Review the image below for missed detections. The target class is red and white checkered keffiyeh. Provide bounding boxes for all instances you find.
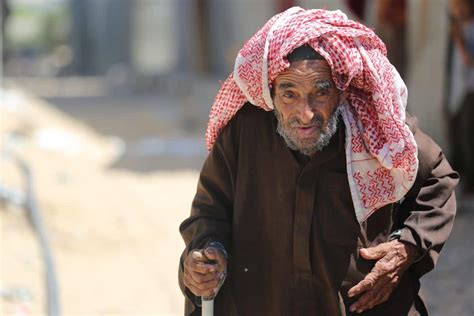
[206,7,418,223]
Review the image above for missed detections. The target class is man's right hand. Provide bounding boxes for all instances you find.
[183,246,227,298]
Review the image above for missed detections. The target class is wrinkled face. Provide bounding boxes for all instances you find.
[272,59,343,156]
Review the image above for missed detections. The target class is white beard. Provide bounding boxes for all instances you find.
[275,105,342,156]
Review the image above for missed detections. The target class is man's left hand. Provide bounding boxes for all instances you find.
[347,240,419,313]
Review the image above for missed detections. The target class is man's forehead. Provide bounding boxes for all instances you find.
[274,59,333,85]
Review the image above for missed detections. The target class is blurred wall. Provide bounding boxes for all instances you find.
[69,0,131,75]
[5,0,452,152]
[131,0,177,75]
[130,0,274,76]
[407,0,449,151]
[299,0,348,12]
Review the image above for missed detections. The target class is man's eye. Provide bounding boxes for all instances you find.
[315,90,329,97]
[282,92,295,99]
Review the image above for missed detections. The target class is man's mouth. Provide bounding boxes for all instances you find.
[296,125,319,136]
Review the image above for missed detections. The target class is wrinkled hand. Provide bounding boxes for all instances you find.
[347,240,418,313]
[183,246,227,298]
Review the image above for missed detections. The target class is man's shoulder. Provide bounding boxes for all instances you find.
[406,115,443,172]
[215,102,274,149]
[223,102,273,134]
[405,115,448,197]
[233,102,271,123]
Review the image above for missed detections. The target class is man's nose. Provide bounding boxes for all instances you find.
[298,99,314,125]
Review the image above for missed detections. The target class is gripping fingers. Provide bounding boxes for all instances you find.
[184,279,216,297]
[183,248,227,297]
[184,270,220,297]
[204,247,227,269]
[190,270,219,284]
[187,259,215,274]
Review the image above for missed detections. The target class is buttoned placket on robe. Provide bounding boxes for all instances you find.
[290,124,345,314]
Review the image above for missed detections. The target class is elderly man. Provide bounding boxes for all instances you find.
[178,7,458,315]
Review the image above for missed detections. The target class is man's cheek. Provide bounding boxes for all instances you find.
[287,113,302,126]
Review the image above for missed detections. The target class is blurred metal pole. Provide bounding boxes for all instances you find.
[19,158,60,316]
[9,153,61,316]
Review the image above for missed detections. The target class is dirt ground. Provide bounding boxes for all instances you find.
[1,85,472,316]
[1,87,195,315]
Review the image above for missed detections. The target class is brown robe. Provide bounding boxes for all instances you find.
[179,104,459,315]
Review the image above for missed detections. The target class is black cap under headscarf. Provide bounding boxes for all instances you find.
[287,44,324,62]
[271,44,325,97]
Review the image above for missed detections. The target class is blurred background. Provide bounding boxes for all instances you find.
[1,0,472,315]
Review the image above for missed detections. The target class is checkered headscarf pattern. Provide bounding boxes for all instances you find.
[206,7,418,223]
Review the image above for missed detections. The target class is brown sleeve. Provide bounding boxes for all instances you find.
[396,128,459,278]
[177,115,240,314]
